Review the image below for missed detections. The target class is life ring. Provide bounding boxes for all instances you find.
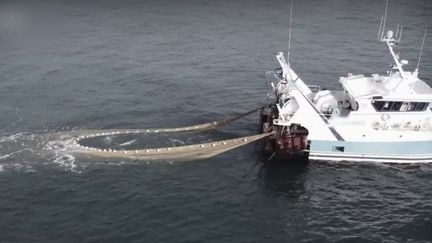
[381,113,390,121]
[372,121,380,130]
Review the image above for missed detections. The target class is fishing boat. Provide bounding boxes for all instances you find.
[261,5,432,163]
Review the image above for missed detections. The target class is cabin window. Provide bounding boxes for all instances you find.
[371,101,429,112]
[390,102,402,111]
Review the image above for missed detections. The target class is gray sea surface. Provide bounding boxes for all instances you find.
[0,0,432,242]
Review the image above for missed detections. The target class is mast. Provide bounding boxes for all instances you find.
[383,31,407,79]
[380,0,389,40]
[415,25,428,76]
[377,16,384,39]
[287,0,293,65]
[378,0,407,79]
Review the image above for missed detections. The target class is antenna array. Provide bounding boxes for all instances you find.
[377,0,403,42]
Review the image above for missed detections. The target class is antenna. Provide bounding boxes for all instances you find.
[287,0,293,65]
[398,25,403,42]
[416,25,428,73]
[378,16,384,39]
[380,0,389,40]
[395,24,399,38]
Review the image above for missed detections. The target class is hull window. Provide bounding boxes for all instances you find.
[332,146,345,152]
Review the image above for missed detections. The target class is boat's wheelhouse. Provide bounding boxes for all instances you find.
[310,71,432,118]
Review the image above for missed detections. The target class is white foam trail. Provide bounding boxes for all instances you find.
[42,136,82,173]
[53,153,78,172]
[169,138,185,147]
[119,138,137,147]
[0,131,84,173]
[104,136,113,143]
[0,154,11,160]
[0,133,25,143]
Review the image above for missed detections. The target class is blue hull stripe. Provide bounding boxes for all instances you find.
[310,140,432,156]
[310,153,432,161]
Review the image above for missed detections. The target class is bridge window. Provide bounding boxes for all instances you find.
[371,101,429,112]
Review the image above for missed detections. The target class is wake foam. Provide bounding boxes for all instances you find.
[0,131,82,173]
